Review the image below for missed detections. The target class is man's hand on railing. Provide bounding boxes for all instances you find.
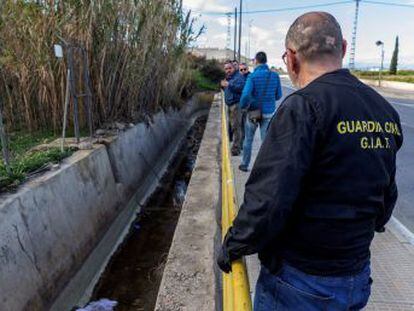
[217,245,232,273]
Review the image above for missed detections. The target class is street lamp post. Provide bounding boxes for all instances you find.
[376,40,384,87]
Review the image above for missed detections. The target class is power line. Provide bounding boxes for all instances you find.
[191,1,354,16]
[363,0,414,8]
[241,0,354,15]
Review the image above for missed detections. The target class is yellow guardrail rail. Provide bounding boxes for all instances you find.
[221,92,252,311]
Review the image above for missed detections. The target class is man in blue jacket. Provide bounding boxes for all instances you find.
[221,61,245,155]
[239,52,283,171]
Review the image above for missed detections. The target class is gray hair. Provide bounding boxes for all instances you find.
[285,12,343,62]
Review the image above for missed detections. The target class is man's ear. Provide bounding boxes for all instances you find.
[288,50,299,75]
[342,39,348,59]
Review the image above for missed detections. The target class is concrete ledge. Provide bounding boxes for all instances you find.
[155,95,221,311]
[107,94,212,198]
[0,93,212,311]
[0,146,122,311]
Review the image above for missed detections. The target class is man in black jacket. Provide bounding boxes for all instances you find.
[218,12,403,310]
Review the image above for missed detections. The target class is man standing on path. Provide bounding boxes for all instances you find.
[239,63,251,150]
[218,12,403,310]
[238,52,282,172]
[221,61,245,156]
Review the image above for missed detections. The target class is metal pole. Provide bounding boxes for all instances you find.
[349,0,361,70]
[234,7,237,60]
[248,20,252,60]
[238,0,242,62]
[0,99,11,175]
[379,45,384,87]
[67,47,80,143]
[61,68,70,153]
[82,48,93,141]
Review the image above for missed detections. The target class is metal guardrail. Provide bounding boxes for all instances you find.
[221,92,252,311]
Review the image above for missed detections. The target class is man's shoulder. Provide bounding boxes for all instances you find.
[251,69,272,81]
[234,71,244,81]
[280,91,308,109]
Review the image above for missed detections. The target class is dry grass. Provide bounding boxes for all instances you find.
[0,0,201,133]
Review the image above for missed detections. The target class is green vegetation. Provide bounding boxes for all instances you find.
[5,131,57,156]
[188,55,225,92]
[0,130,74,191]
[194,70,219,91]
[353,70,414,84]
[0,147,74,191]
[389,36,399,75]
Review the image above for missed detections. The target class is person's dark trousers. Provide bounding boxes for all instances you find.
[254,262,372,311]
[241,113,273,168]
[228,104,242,154]
[240,109,247,149]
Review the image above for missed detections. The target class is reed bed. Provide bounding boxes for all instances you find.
[0,0,200,133]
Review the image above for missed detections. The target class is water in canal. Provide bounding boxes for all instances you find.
[87,116,207,311]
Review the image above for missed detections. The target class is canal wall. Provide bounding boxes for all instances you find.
[155,94,221,310]
[0,93,212,311]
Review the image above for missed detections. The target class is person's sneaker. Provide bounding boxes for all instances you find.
[231,150,240,156]
[239,164,248,172]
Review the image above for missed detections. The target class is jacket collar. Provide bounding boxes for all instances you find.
[254,64,269,72]
[227,70,239,80]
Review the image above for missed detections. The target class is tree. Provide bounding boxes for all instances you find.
[389,36,399,75]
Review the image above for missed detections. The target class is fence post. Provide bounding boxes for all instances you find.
[61,68,71,153]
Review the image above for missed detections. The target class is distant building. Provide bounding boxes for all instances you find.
[190,47,252,65]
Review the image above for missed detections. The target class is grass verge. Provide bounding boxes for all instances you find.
[0,131,76,192]
[194,70,219,91]
[353,70,414,84]
[0,147,74,192]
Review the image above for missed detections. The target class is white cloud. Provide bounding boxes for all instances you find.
[250,25,273,42]
[275,21,290,35]
[213,33,227,41]
[216,16,234,27]
[182,0,231,13]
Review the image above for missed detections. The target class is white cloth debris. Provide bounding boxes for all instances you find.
[76,299,118,311]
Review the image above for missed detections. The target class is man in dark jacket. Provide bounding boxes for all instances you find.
[221,61,245,155]
[218,12,403,311]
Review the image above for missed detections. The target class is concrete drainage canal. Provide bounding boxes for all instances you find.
[76,115,208,311]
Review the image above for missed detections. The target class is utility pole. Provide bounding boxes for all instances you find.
[376,40,385,87]
[226,12,232,56]
[238,0,243,62]
[234,7,237,60]
[349,0,361,70]
[248,19,253,60]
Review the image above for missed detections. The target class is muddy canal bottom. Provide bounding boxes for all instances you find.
[90,116,207,310]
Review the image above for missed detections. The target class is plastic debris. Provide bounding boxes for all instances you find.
[76,299,118,311]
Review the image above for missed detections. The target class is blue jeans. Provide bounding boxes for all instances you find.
[241,113,273,168]
[254,262,372,311]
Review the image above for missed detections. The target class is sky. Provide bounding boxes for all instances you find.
[182,0,414,69]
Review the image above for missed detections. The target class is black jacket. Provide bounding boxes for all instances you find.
[219,69,403,276]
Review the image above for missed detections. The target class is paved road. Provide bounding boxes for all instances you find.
[281,84,414,234]
[387,98,414,233]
